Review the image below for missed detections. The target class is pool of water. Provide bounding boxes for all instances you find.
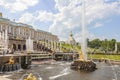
[1,61,120,80]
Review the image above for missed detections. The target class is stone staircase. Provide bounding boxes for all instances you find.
[39,43,52,53]
[31,42,53,60]
[34,42,53,53]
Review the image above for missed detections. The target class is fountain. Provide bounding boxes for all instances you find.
[26,36,34,53]
[0,56,21,72]
[0,29,32,73]
[21,73,42,80]
[24,73,37,80]
[0,29,8,54]
[70,0,97,71]
[70,50,97,71]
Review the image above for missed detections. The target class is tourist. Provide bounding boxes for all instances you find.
[8,48,11,54]
[2,49,6,55]
[5,49,8,54]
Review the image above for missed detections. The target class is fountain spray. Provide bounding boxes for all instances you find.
[82,0,87,60]
[70,0,97,71]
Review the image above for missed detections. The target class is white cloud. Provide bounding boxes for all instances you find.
[18,12,34,23]
[18,0,120,41]
[74,31,98,43]
[86,0,120,24]
[36,11,55,22]
[48,0,120,41]
[18,12,37,29]
[0,0,39,12]
[94,23,103,28]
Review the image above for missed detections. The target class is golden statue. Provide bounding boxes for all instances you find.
[79,50,85,61]
[24,73,37,80]
[9,56,15,64]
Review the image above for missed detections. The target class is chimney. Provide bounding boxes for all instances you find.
[0,12,2,17]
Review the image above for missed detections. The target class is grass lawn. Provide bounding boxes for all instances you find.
[88,54,120,61]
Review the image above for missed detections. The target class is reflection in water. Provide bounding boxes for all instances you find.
[1,61,120,80]
[49,67,70,80]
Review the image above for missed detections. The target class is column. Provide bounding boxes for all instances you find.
[1,24,2,31]
[0,25,2,31]
[0,32,1,40]
[5,29,8,49]
[18,27,20,35]
[21,28,23,37]
[50,37,52,49]
[54,41,56,51]
[55,41,57,51]
[2,30,4,40]
[9,26,11,33]
[60,42,62,52]
[13,27,14,36]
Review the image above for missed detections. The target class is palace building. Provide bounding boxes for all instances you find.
[0,13,59,53]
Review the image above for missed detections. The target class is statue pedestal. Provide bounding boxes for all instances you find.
[70,60,97,71]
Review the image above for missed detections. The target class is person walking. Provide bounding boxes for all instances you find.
[2,49,5,56]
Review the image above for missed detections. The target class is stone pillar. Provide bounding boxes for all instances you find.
[16,27,18,36]
[19,27,20,35]
[22,28,24,37]
[55,41,57,51]
[54,41,56,51]
[0,32,1,40]
[1,24,3,31]
[50,41,52,49]
[60,42,62,52]
[26,37,33,52]
[46,40,48,47]
[51,41,53,50]
[9,26,11,33]
[2,30,4,40]
[30,30,31,38]
[13,27,14,36]
[0,25,1,31]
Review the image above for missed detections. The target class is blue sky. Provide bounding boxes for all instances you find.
[0,0,120,42]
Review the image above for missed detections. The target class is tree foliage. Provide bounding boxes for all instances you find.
[88,38,117,53]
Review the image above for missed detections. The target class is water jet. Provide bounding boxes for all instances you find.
[70,0,97,71]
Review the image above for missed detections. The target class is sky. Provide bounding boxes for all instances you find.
[0,0,120,42]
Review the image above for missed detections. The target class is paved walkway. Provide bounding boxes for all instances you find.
[0,76,11,80]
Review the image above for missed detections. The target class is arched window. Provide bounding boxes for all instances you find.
[13,44,16,51]
[23,44,26,50]
[18,44,21,51]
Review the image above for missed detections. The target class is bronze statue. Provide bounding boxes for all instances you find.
[9,56,15,64]
[24,73,37,80]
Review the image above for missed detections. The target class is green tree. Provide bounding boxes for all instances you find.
[101,39,108,53]
[88,39,101,49]
[110,39,116,51]
[117,42,120,52]
[101,39,116,53]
